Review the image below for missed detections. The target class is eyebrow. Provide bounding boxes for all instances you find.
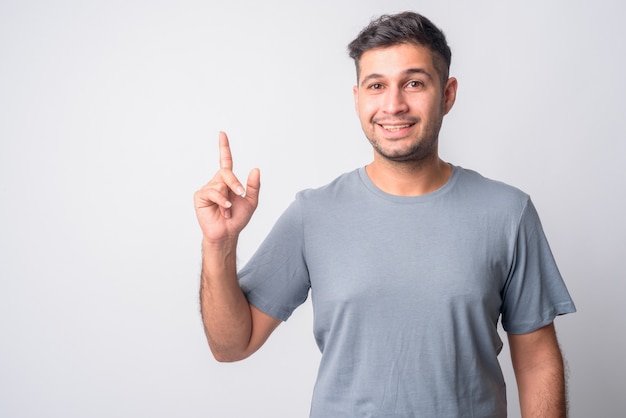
[359,68,433,87]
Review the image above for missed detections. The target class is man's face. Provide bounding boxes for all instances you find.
[353,43,457,163]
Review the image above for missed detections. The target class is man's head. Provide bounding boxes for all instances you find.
[348,12,451,88]
[349,12,457,166]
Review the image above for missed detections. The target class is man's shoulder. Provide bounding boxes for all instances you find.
[296,168,363,202]
[455,166,527,194]
[453,166,531,210]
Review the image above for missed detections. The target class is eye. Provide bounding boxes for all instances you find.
[407,80,424,89]
[368,83,383,90]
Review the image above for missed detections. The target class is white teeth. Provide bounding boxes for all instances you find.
[382,124,410,131]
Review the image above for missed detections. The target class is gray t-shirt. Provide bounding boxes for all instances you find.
[239,165,576,418]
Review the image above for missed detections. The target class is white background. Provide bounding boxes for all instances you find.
[1,0,624,417]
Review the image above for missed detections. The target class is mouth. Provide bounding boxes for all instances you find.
[375,121,417,135]
[380,123,414,132]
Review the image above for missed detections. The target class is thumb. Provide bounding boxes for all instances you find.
[245,168,261,204]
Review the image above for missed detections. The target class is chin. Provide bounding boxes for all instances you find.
[376,143,437,163]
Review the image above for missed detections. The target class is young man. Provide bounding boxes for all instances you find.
[194,11,576,417]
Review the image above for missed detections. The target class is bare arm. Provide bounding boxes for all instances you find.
[194,132,281,362]
[508,322,568,418]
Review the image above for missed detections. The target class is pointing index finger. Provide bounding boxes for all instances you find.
[217,131,246,197]
[219,131,233,170]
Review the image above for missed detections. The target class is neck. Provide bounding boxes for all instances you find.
[365,154,452,196]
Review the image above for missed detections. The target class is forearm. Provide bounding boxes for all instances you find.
[516,355,566,417]
[199,238,252,362]
[509,324,568,418]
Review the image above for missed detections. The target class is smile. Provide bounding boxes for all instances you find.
[379,123,414,131]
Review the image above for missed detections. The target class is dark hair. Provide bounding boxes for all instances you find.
[348,12,452,85]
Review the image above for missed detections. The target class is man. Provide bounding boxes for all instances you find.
[194,11,576,417]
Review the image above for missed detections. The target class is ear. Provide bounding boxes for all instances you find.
[443,77,458,115]
[353,85,359,113]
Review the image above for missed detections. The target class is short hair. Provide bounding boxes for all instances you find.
[347,12,452,86]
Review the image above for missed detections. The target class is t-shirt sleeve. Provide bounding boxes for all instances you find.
[238,198,310,322]
[500,198,576,334]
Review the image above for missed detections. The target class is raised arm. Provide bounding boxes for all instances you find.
[194,132,281,362]
[508,322,568,418]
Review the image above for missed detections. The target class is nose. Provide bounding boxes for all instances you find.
[383,86,409,115]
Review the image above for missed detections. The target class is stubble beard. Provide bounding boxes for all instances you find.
[367,117,443,164]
